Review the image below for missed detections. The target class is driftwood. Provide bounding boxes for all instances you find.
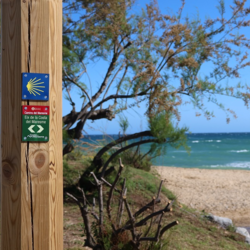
[66,159,178,249]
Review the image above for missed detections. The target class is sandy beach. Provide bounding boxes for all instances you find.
[154,166,250,226]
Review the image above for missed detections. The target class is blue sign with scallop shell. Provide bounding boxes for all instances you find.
[22,72,49,101]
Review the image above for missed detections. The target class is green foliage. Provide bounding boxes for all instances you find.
[149,112,190,158]
[63,160,79,187]
[110,148,152,172]
[65,149,83,161]
[217,0,225,17]
[118,115,129,135]
[63,150,93,189]
[150,112,187,144]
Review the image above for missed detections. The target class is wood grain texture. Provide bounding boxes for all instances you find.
[2,0,22,249]
[1,0,62,249]
[48,0,63,248]
[21,1,33,249]
[28,0,50,249]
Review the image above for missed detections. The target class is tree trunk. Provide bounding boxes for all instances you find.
[63,142,74,155]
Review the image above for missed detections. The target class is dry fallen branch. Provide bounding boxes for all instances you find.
[143,197,156,238]
[90,171,104,237]
[91,198,99,221]
[117,178,127,227]
[66,191,97,248]
[133,180,163,219]
[139,212,164,242]
[67,159,178,249]
[100,177,121,194]
[107,158,124,223]
[117,201,174,234]
[160,221,179,238]
[123,196,136,241]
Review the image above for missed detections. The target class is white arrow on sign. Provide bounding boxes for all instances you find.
[28,125,35,133]
[37,125,44,133]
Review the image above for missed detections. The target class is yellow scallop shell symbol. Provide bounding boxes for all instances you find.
[26,77,45,96]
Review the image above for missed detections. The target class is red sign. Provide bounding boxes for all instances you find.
[22,105,50,115]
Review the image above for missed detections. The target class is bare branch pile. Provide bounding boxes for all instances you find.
[66,159,178,249]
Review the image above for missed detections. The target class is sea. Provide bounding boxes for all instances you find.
[81,133,250,170]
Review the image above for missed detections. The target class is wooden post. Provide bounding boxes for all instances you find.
[1,0,63,249]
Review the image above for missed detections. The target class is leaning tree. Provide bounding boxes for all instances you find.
[62,0,250,178]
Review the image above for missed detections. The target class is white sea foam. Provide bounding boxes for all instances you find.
[216,140,221,142]
[233,162,250,168]
[192,140,199,143]
[230,150,249,153]
[210,165,223,168]
[210,162,250,169]
[205,140,213,142]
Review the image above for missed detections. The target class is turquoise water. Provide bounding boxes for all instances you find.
[151,133,250,169]
[81,133,250,169]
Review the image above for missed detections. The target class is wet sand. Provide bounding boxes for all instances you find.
[153,166,250,226]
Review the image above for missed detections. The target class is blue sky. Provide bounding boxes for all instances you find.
[63,0,250,134]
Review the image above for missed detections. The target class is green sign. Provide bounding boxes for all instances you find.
[22,105,49,142]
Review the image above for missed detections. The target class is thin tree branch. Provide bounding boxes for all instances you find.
[90,172,104,237]
[117,201,174,233]
[66,192,97,248]
[64,68,94,108]
[132,180,163,222]
[117,179,127,227]
[107,159,124,227]
[91,198,99,221]
[101,63,125,109]
[100,177,121,194]
[143,197,156,238]
[140,212,164,242]
[159,221,179,238]
[101,139,158,177]
[123,196,136,241]
[93,130,153,167]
